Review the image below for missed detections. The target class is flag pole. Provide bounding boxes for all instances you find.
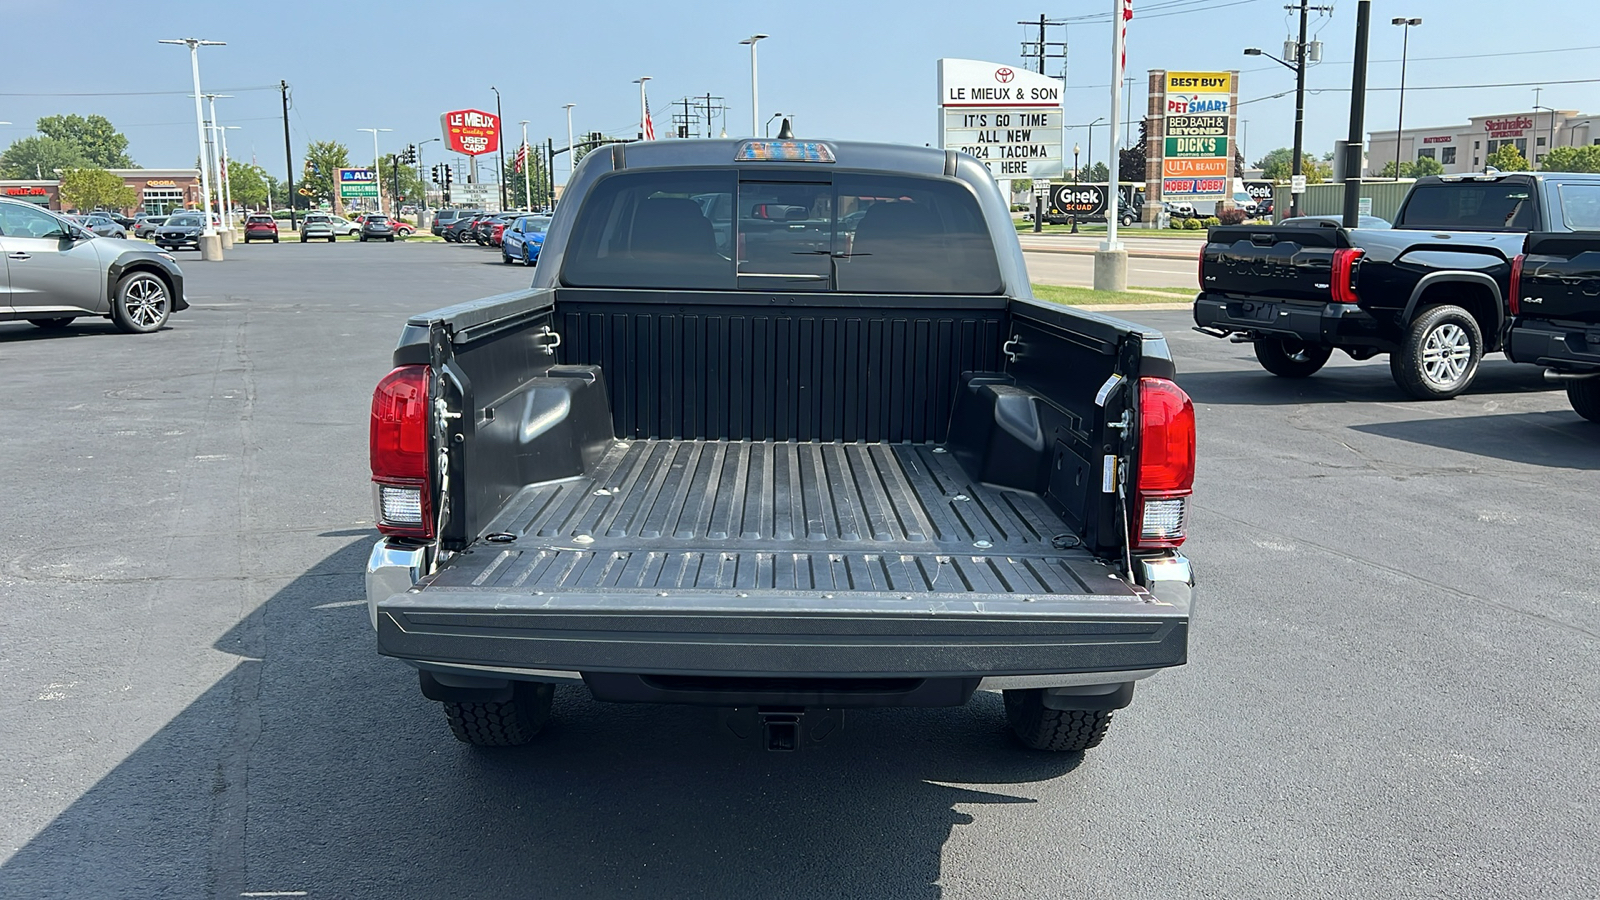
[1094,0,1131,291]
[520,120,532,211]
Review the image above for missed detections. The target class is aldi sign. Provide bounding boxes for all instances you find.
[337,168,377,199]
[441,109,501,156]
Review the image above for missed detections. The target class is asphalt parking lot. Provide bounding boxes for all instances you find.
[2,240,1596,899]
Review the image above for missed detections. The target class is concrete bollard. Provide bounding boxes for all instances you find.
[199,234,224,261]
[218,229,234,249]
[1093,249,1129,293]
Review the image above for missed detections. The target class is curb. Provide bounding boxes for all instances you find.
[1021,245,1199,261]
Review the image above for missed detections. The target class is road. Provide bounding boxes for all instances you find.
[2,241,1596,899]
[1022,247,1197,289]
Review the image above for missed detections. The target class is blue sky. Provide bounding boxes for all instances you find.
[1,0,1593,179]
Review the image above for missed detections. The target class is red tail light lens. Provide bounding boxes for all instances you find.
[1508,253,1526,315]
[1331,248,1364,304]
[1134,377,1196,550]
[370,365,433,538]
[1197,244,1206,289]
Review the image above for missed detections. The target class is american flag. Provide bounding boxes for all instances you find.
[1120,0,1134,75]
[514,142,528,173]
[643,91,656,141]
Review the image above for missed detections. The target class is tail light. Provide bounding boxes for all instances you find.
[1133,377,1196,550]
[1508,253,1526,315]
[1197,244,1206,289]
[1331,248,1364,304]
[370,365,434,539]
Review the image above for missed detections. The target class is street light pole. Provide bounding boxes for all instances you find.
[634,77,652,140]
[1391,17,1422,179]
[217,124,240,222]
[1071,143,1081,234]
[357,127,391,214]
[204,93,234,247]
[491,86,507,211]
[563,103,576,185]
[740,34,768,137]
[418,137,440,216]
[159,37,225,260]
[1533,102,1558,169]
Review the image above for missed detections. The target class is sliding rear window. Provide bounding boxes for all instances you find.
[1398,181,1536,231]
[561,168,1002,293]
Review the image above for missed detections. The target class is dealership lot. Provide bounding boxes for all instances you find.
[1,242,1595,899]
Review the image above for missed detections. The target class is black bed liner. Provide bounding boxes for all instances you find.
[423,439,1124,598]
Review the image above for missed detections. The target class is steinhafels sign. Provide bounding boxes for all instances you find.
[441,108,501,156]
[937,58,1064,181]
[1485,116,1533,139]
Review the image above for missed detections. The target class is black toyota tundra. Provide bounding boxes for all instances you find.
[1507,227,1600,422]
[364,138,1197,754]
[1194,172,1600,399]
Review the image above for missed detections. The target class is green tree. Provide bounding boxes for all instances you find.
[1486,143,1529,172]
[300,140,351,210]
[225,160,268,208]
[1540,145,1600,173]
[1378,156,1445,179]
[1010,178,1034,195]
[372,156,429,214]
[36,114,134,168]
[501,154,552,210]
[1084,161,1110,183]
[58,167,138,212]
[1257,147,1330,183]
[0,135,87,179]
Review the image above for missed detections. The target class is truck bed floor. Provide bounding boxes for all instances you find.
[432,441,1114,598]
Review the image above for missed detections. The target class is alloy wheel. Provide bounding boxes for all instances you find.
[1421,323,1472,388]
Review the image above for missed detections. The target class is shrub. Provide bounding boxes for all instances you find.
[1217,208,1249,226]
[1168,218,1186,229]
[1182,217,1203,230]
[1202,216,1222,228]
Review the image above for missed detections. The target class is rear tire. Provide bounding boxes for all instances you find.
[28,318,73,330]
[1003,689,1113,753]
[443,682,554,747]
[328,236,336,243]
[1391,304,1483,400]
[386,236,394,242]
[1253,337,1333,377]
[1568,378,1600,423]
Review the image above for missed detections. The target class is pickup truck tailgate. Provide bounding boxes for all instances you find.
[1201,225,1345,302]
[376,439,1188,679]
[1523,233,1600,323]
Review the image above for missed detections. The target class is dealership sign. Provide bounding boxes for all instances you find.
[937,58,1064,181]
[441,108,501,156]
[337,167,378,199]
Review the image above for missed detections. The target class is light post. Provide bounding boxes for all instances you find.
[739,34,769,137]
[418,137,440,216]
[357,127,391,214]
[1071,143,1081,234]
[214,123,241,228]
[203,94,232,246]
[563,103,576,185]
[491,86,507,211]
[1391,17,1422,179]
[634,77,652,140]
[765,112,787,138]
[159,37,225,260]
[1533,99,1557,169]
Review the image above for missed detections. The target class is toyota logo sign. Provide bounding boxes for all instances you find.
[994,67,1015,83]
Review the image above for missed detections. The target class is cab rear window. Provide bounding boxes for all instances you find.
[1398,182,1535,231]
[561,169,1002,294]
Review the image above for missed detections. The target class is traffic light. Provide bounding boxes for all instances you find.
[442,166,453,186]
[403,144,417,165]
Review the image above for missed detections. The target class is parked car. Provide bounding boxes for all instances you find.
[133,214,168,239]
[328,215,360,237]
[0,196,188,333]
[432,208,468,237]
[500,215,549,265]
[243,213,279,243]
[442,211,484,243]
[356,213,413,237]
[487,212,522,247]
[76,213,128,239]
[366,138,1196,754]
[153,211,211,250]
[1163,200,1196,219]
[359,214,396,242]
[1194,172,1600,399]
[94,210,138,229]
[1505,230,1600,422]
[299,213,337,243]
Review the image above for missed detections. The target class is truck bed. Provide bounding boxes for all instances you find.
[428,439,1112,597]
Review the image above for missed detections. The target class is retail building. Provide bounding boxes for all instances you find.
[1367,109,1598,176]
[0,168,202,213]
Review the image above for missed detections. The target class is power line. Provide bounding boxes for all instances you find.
[0,85,279,97]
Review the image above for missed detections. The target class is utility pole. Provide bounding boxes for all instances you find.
[1341,1,1372,227]
[491,86,507,211]
[698,93,726,139]
[547,138,556,209]
[1018,14,1067,76]
[1246,1,1330,218]
[280,81,296,229]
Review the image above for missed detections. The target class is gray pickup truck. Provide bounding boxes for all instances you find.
[365,139,1196,754]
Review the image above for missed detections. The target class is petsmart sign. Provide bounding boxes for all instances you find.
[937,58,1065,180]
